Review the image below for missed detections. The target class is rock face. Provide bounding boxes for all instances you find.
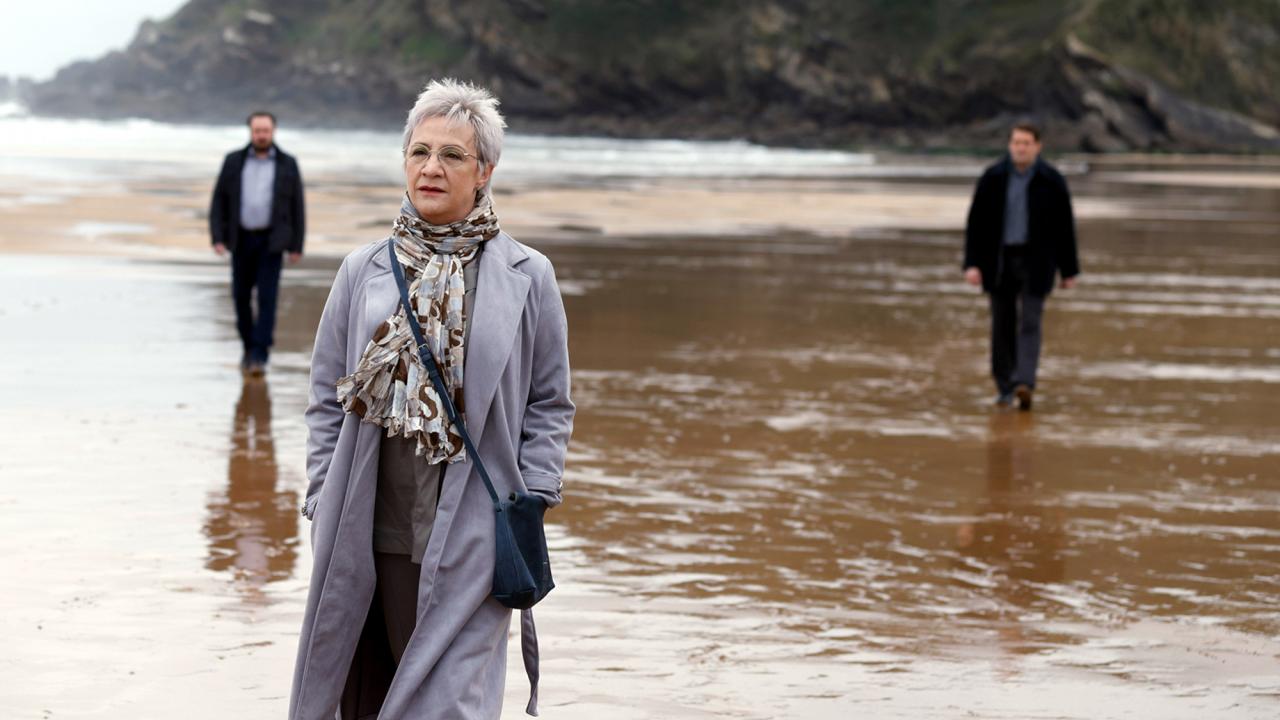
[25,0,1280,152]
[0,76,34,103]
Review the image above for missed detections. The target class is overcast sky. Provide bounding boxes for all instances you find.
[1,0,188,80]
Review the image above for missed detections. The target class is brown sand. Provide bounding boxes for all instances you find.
[0,173,1134,259]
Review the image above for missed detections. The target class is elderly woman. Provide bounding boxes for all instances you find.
[289,79,574,720]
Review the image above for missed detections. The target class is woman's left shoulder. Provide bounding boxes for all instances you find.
[495,231,556,280]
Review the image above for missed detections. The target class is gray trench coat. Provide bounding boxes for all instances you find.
[290,232,574,719]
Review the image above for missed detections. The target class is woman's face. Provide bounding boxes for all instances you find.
[404,116,494,224]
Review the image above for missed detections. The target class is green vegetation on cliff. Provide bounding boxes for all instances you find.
[27,0,1280,152]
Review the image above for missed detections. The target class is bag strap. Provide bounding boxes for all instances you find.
[389,237,544,716]
[387,238,502,509]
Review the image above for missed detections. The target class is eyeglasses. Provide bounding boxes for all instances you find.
[405,144,478,170]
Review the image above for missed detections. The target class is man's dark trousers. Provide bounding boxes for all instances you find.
[232,228,283,364]
[989,246,1046,396]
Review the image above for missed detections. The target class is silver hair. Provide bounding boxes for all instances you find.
[401,78,506,188]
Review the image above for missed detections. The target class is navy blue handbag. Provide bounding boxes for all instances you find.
[387,238,555,610]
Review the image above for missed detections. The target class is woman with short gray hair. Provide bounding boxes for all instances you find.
[289,78,574,719]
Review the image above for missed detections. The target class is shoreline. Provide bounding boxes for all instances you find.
[12,103,1280,157]
[0,171,1147,261]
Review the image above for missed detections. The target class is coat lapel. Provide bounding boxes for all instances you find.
[228,147,248,210]
[464,233,530,445]
[270,144,285,206]
[361,245,398,349]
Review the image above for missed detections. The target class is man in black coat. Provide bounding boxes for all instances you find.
[963,122,1080,410]
[210,111,305,376]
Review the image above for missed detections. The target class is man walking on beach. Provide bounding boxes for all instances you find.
[210,111,305,376]
[963,122,1080,411]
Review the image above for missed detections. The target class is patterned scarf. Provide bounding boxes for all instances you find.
[336,192,500,463]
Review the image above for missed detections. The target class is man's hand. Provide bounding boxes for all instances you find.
[287,252,303,265]
[213,243,228,257]
[964,267,982,287]
[1061,275,1078,290]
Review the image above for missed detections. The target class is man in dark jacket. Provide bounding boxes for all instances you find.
[210,111,305,376]
[963,122,1080,410]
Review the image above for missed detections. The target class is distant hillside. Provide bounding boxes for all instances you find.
[24,0,1280,152]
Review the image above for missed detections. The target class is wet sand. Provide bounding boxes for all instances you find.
[0,169,1138,258]
[1,162,1278,718]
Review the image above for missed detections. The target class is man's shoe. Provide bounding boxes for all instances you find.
[994,391,1015,408]
[247,361,266,378]
[1015,384,1033,411]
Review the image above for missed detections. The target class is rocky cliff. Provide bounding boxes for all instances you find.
[25,0,1280,152]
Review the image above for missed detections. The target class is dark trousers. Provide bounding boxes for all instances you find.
[340,552,421,719]
[231,229,283,363]
[989,247,1047,394]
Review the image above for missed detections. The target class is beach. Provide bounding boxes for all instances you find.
[1,117,1278,718]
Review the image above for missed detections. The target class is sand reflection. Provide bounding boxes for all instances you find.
[203,377,298,604]
[956,413,1067,590]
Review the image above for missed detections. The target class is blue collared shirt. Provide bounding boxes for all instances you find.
[239,146,276,231]
[1002,162,1034,246]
